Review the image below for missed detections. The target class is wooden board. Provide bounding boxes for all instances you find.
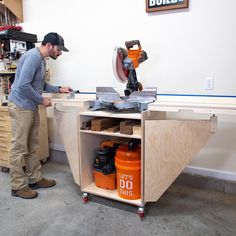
[144,119,213,202]
[149,97,236,115]
[54,108,80,185]
[80,110,141,120]
[83,182,142,206]
[80,133,104,189]
[37,106,49,160]
[141,110,167,203]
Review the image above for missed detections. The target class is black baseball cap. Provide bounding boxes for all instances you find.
[42,32,69,52]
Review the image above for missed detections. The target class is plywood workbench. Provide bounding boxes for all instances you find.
[53,95,236,217]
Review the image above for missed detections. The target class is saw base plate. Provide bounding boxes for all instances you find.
[89,87,157,112]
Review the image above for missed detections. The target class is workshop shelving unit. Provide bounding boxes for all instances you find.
[79,111,143,210]
[0,70,50,170]
[0,105,49,171]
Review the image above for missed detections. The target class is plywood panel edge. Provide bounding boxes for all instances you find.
[54,110,80,185]
[144,119,213,202]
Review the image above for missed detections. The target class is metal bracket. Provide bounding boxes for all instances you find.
[210,114,217,133]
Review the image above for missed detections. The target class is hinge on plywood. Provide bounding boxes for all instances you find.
[210,115,217,133]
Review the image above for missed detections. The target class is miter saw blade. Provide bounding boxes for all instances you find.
[112,47,129,83]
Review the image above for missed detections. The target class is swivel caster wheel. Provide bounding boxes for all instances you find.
[82,193,89,203]
[40,157,49,165]
[137,207,145,218]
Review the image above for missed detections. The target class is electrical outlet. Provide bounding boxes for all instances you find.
[204,77,214,90]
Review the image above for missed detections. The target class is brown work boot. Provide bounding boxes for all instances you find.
[29,178,56,190]
[11,187,38,199]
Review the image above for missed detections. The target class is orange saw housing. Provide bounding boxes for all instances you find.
[127,46,143,69]
[125,40,147,70]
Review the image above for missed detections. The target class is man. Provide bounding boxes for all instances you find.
[8,32,72,199]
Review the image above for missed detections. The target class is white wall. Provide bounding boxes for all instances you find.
[22,0,236,180]
[22,0,236,95]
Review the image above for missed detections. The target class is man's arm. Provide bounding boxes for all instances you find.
[16,56,44,104]
[43,82,72,93]
[43,82,60,93]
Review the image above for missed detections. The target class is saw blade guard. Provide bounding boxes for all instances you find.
[112,47,129,83]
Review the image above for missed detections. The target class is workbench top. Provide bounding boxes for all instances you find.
[149,96,236,115]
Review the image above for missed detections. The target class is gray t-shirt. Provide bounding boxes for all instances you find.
[9,47,60,111]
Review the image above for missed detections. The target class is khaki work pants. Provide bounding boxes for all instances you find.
[8,102,42,190]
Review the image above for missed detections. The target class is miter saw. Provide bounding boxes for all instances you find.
[89,40,156,112]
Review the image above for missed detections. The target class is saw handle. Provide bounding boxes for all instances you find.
[125,40,141,50]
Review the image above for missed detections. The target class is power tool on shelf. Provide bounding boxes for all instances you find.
[93,143,119,175]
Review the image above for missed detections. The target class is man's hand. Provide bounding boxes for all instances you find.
[42,97,52,107]
[59,87,73,93]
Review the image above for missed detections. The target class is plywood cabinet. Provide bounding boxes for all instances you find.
[0,105,49,168]
[79,111,144,206]
[54,103,214,217]
[0,106,12,168]
[52,98,92,185]
[144,118,213,202]
[54,107,81,185]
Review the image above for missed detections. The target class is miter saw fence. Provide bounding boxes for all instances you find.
[89,40,157,112]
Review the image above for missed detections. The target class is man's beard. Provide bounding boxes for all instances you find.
[49,55,57,60]
[49,50,58,60]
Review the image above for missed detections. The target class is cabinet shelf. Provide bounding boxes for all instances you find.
[80,129,141,139]
[0,71,16,75]
[82,182,142,206]
[80,110,141,120]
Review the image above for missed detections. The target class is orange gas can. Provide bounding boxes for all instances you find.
[115,145,141,200]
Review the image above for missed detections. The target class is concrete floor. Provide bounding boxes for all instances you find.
[0,160,236,236]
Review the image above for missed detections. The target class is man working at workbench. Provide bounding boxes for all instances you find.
[8,32,72,199]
